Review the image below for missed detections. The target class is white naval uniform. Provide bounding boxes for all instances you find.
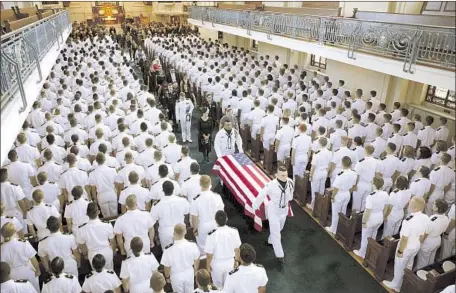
[409,178,431,199]
[248,108,266,138]
[174,156,197,185]
[115,163,146,188]
[31,181,60,211]
[353,156,378,212]
[375,155,400,192]
[441,204,455,259]
[181,174,202,205]
[382,189,412,239]
[1,182,26,227]
[260,114,279,149]
[149,177,181,202]
[58,167,89,201]
[329,147,356,185]
[223,264,268,293]
[64,198,89,240]
[416,213,450,269]
[357,190,389,258]
[38,232,78,276]
[426,165,453,215]
[26,203,60,240]
[77,219,115,270]
[205,226,242,289]
[291,133,311,178]
[328,170,357,234]
[161,239,200,293]
[150,195,189,248]
[82,269,122,293]
[113,209,154,257]
[38,161,62,184]
[5,161,35,199]
[253,178,294,258]
[119,184,150,211]
[275,125,295,161]
[0,279,38,293]
[175,99,194,142]
[214,128,244,158]
[386,212,429,292]
[145,161,175,187]
[42,273,81,293]
[190,191,225,253]
[88,164,118,217]
[120,252,159,293]
[0,239,39,291]
[310,148,332,209]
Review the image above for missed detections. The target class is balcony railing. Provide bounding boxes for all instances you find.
[0,10,71,113]
[190,7,455,73]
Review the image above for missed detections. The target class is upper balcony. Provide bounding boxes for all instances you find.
[0,9,71,163]
[189,6,455,90]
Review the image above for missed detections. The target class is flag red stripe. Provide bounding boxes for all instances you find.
[242,165,266,189]
[223,156,258,197]
[218,157,254,206]
[253,164,270,182]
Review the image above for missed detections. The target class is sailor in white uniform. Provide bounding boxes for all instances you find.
[0,262,38,293]
[41,257,81,293]
[195,269,223,293]
[82,254,122,293]
[214,120,243,158]
[253,166,294,262]
[176,93,195,143]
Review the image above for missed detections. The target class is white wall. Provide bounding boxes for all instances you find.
[257,42,289,65]
[339,1,391,17]
[198,26,218,41]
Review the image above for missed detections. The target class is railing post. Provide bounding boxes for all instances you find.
[1,49,27,113]
[22,36,43,82]
[292,15,297,39]
[317,18,326,45]
[403,30,423,74]
[347,21,362,60]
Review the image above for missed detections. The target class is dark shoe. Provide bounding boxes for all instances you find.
[277,257,286,264]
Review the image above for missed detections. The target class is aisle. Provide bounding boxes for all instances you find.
[181,109,386,293]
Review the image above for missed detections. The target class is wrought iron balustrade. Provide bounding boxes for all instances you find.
[1,10,71,113]
[190,7,455,73]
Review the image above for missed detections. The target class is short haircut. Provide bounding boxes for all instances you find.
[319,137,328,147]
[158,164,168,178]
[150,271,166,291]
[87,202,99,219]
[387,142,397,153]
[373,177,384,190]
[50,257,65,275]
[215,210,228,227]
[46,216,60,233]
[342,156,352,168]
[0,262,10,283]
[32,189,44,203]
[162,180,174,196]
[92,254,106,272]
[72,186,84,200]
[130,237,143,257]
[240,243,257,264]
[200,175,211,189]
[396,176,408,190]
[174,223,186,237]
[435,199,449,214]
[190,162,200,174]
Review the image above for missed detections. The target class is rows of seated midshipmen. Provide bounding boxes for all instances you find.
[0,24,267,293]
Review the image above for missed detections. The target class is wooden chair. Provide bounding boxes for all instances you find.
[363,235,400,281]
[312,189,332,227]
[401,256,456,293]
[240,126,251,152]
[251,134,261,162]
[335,211,363,250]
[294,172,310,205]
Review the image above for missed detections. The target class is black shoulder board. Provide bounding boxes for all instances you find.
[335,149,340,152]
[294,134,299,138]
[145,252,152,255]
[45,204,52,207]
[431,216,437,221]
[405,214,414,221]
[194,194,201,200]
[184,177,191,182]
[49,182,55,184]
[437,127,441,131]
[108,166,115,168]
[44,276,53,284]
[229,268,239,275]
[39,236,49,242]
[434,167,441,171]
[155,122,159,125]
[393,189,399,193]
[165,243,174,249]
[315,150,321,154]
[370,191,376,195]
[381,157,386,160]
[11,183,18,186]
[78,222,87,228]
[15,279,28,283]
[28,206,34,211]
[403,133,408,136]
[107,270,115,274]
[208,229,216,235]
[148,163,155,168]
[126,256,131,259]
[64,274,74,279]
[414,179,420,182]
[337,171,344,176]
[122,186,128,190]
[401,158,406,162]
[421,127,425,131]
[86,272,93,278]
[359,158,365,163]
[153,200,160,206]
[177,158,182,162]
[5,216,13,219]
[18,238,26,242]
[255,263,264,268]
[61,169,68,175]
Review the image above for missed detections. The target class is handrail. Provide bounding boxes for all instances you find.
[189,7,455,73]
[0,10,71,113]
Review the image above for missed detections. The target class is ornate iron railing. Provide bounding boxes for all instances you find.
[190,7,455,73]
[0,10,71,112]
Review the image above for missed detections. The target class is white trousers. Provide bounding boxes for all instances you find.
[352,181,371,212]
[382,210,404,239]
[416,236,441,269]
[262,136,274,149]
[389,246,419,291]
[196,221,217,254]
[125,236,151,257]
[293,157,308,178]
[11,264,39,292]
[89,246,114,270]
[211,258,233,289]
[328,192,350,234]
[159,226,174,249]
[440,231,455,260]
[171,268,194,293]
[267,207,288,258]
[425,190,444,216]
[98,190,118,218]
[310,178,326,209]
[180,118,192,142]
[277,145,291,162]
[358,214,383,258]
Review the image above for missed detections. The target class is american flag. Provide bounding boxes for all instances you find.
[213,153,293,232]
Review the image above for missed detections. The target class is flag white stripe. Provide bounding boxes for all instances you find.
[218,157,256,203]
[226,155,263,193]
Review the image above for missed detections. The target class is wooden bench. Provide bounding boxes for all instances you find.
[240,126,251,153]
[263,6,342,17]
[352,9,455,27]
[4,15,40,32]
[250,134,261,162]
[363,235,400,281]
[335,211,363,250]
[38,10,54,20]
[0,9,18,22]
[401,256,456,293]
[312,188,332,227]
[294,172,310,206]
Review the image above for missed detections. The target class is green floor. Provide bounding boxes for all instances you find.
[181,110,386,293]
